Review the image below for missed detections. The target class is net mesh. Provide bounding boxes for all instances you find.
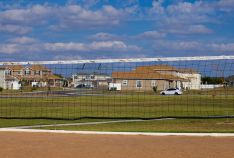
[0,56,234,120]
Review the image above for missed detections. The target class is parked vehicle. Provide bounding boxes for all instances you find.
[160,88,183,95]
[76,83,94,88]
[75,84,86,88]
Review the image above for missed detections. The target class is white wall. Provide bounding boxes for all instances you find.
[109,83,121,90]
[178,73,201,90]
[200,84,223,89]
[0,70,5,89]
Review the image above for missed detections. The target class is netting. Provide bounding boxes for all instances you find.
[0,56,234,120]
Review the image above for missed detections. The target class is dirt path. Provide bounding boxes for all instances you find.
[0,132,234,158]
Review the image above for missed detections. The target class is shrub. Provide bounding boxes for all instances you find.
[0,87,3,92]
[153,86,157,93]
[31,85,38,91]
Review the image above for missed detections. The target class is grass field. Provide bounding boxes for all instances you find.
[0,94,234,119]
[0,90,234,132]
[39,118,234,133]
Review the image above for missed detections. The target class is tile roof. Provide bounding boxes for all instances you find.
[112,71,188,81]
[112,64,195,81]
[135,65,177,71]
[30,65,50,71]
[4,65,24,71]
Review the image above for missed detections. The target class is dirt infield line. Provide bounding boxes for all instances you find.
[1,128,234,137]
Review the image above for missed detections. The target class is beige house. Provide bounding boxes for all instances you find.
[111,65,201,91]
[0,64,63,89]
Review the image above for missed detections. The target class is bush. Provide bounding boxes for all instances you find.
[153,86,157,93]
[0,87,3,92]
[109,87,117,91]
[31,85,38,91]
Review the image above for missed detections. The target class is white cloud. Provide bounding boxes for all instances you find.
[137,31,166,39]
[44,41,141,52]
[187,25,213,34]
[89,32,122,41]
[0,4,131,34]
[148,1,217,35]
[0,24,32,34]
[164,24,213,35]
[8,36,37,44]
[153,40,234,54]
[53,5,127,30]
[0,40,141,54]
[216,0,234,12]
[149,0,165,15]
[0,5,53,25]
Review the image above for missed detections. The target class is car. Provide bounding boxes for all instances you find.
[75,84,94,88]
[160,88,183,95]
[75,84,86,88]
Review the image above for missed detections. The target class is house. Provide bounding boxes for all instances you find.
[72,73,111,88]
[0,64,63,90]
[111,65,201,91]
[22,65,63,87]
[0,66,22,90]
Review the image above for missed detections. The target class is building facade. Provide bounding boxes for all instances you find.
[111,65,201,91]
[0,65,63,90]
[72,73,111,88]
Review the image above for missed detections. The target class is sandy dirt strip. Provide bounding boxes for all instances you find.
[0,132,234,158]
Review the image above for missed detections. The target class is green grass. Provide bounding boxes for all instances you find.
[0,94,234,120]
[40,118,234,133]
[0,118,115,128]
[0,90,234,131]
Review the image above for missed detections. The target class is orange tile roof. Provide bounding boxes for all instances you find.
[30,65,50,71]
[47,74,62,80]
[5,65,24,71]
[112,71,188,81]
[112,64,197,81]
[135,65,177,72]
[135,65,198,73]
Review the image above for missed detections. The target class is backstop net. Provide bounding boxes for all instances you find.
[0,56,234,120]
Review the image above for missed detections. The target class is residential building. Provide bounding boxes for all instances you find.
[111,65,201,91]
[72,73,111,88]
[0,64,63,90]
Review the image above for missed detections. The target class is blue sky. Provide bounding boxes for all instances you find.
[0,0,234,61]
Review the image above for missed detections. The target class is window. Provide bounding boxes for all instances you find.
[136,80,142,88]
[151,80,156,87]
[85,75,90,80]
[122,80,128,86]
[5,70,11,75]
[18,71,22,75]
[25,68,31,75]
[34,70,40,75]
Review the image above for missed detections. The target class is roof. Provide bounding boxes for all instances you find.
[112,64,198,81]
[47,74,62,80]
[177,68,198,74]
[30,65,50,71]
[112,71,188,81]
[135,65,177,71]
[4,65,24,71]
[135,65,198,74]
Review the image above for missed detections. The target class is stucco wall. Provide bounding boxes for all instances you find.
[115,79,170,91]
[0,70,6,89]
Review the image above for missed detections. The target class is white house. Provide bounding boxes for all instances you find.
[72,73,111,88]
[176,69,201,90]
[0,68,21,90]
